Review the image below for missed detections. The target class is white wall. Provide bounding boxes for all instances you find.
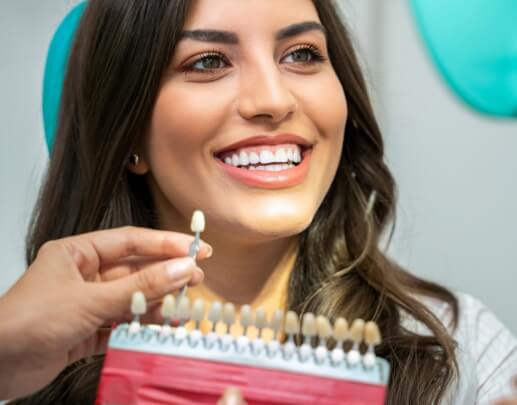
[1,1,516,334]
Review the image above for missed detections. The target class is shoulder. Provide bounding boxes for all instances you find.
[419,292,517,403]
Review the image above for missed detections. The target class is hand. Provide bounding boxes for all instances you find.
[217,387,247,405]
[0,226,211,400]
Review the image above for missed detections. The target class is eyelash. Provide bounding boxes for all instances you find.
[182,43,327,75]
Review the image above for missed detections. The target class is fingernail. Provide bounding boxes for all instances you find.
[193,267,205,283]
[204,243,213,258]
[166,257,195,280]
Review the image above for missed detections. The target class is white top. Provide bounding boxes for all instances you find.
[405,292,517,404]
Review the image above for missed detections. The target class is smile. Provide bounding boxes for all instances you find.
[214,134,313,189]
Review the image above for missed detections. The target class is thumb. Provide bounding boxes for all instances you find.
[93,256,203,318]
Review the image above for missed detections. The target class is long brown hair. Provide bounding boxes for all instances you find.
[14,1,458,404]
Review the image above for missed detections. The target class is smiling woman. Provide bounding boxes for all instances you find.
[10,0,517,404]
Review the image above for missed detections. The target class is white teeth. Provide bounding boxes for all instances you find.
[275,149,288,163]
[239,150,249,166]
[221,146,303,167]
[247,164,294,172]
[259,150,274,164]
[293,149,301,163]
[249,151,260,165]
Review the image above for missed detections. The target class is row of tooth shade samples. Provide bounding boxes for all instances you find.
[123,292,384,371]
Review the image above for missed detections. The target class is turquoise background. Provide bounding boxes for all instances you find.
[410,0,517,118]
[42,1,86,152]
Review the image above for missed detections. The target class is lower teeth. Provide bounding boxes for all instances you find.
[244,163,295,171]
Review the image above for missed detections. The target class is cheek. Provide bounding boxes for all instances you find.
[147,79,233,160]
[302,71,348,140]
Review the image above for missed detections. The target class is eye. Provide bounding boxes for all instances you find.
[183,52,230,73]
[282,44,326,64]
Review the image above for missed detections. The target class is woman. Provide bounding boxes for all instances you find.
[10,0,517,403]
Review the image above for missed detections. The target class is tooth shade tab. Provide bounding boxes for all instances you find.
[240,305,252,329]
[160,295,175,319]
[131,291,146,315]
[284,311,300,336]
[270,309,284,335]
[208,301,223,323]
[254,307,268,330]
[301,313,317,337]
[349,319,365,344]
[191,298,205,323]
[365,321,382,346]
[190,210,205,232]
[316,316,333,340]
[223,303,236,326]
[177,296,190,320]
[333,317,349,341]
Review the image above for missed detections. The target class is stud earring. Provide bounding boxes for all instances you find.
[129,154,140,166]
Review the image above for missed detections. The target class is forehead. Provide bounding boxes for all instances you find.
[183,0,320,32]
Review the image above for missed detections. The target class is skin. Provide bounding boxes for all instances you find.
[0,227,211,400]
[131,0,348,304]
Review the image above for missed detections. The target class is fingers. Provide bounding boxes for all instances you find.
[45,226,212,280]
[217,387,247,405]
[92,256,204,320]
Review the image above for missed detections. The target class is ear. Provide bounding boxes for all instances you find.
[126,154,150,175]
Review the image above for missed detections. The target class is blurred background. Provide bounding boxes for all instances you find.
[0,0,516,334]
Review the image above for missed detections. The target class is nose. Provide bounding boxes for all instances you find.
[236,62,297,124]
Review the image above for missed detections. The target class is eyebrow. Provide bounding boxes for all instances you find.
[180,21,326,45]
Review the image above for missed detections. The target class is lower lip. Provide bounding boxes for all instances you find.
[215,149,312,189]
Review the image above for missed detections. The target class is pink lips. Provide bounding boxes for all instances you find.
[215,133,312,155]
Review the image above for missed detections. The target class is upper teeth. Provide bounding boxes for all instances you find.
[222,146,302,167]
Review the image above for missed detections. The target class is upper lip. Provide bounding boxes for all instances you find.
[214,133,313,156]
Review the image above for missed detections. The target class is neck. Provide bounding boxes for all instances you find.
[155,211,297,305]
[200,233,298,304]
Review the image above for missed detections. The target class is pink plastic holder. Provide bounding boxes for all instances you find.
[96,348,387,405]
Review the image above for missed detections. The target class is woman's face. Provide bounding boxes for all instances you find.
[145,0,347,243]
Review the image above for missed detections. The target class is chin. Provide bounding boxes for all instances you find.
[234,209,316,241]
